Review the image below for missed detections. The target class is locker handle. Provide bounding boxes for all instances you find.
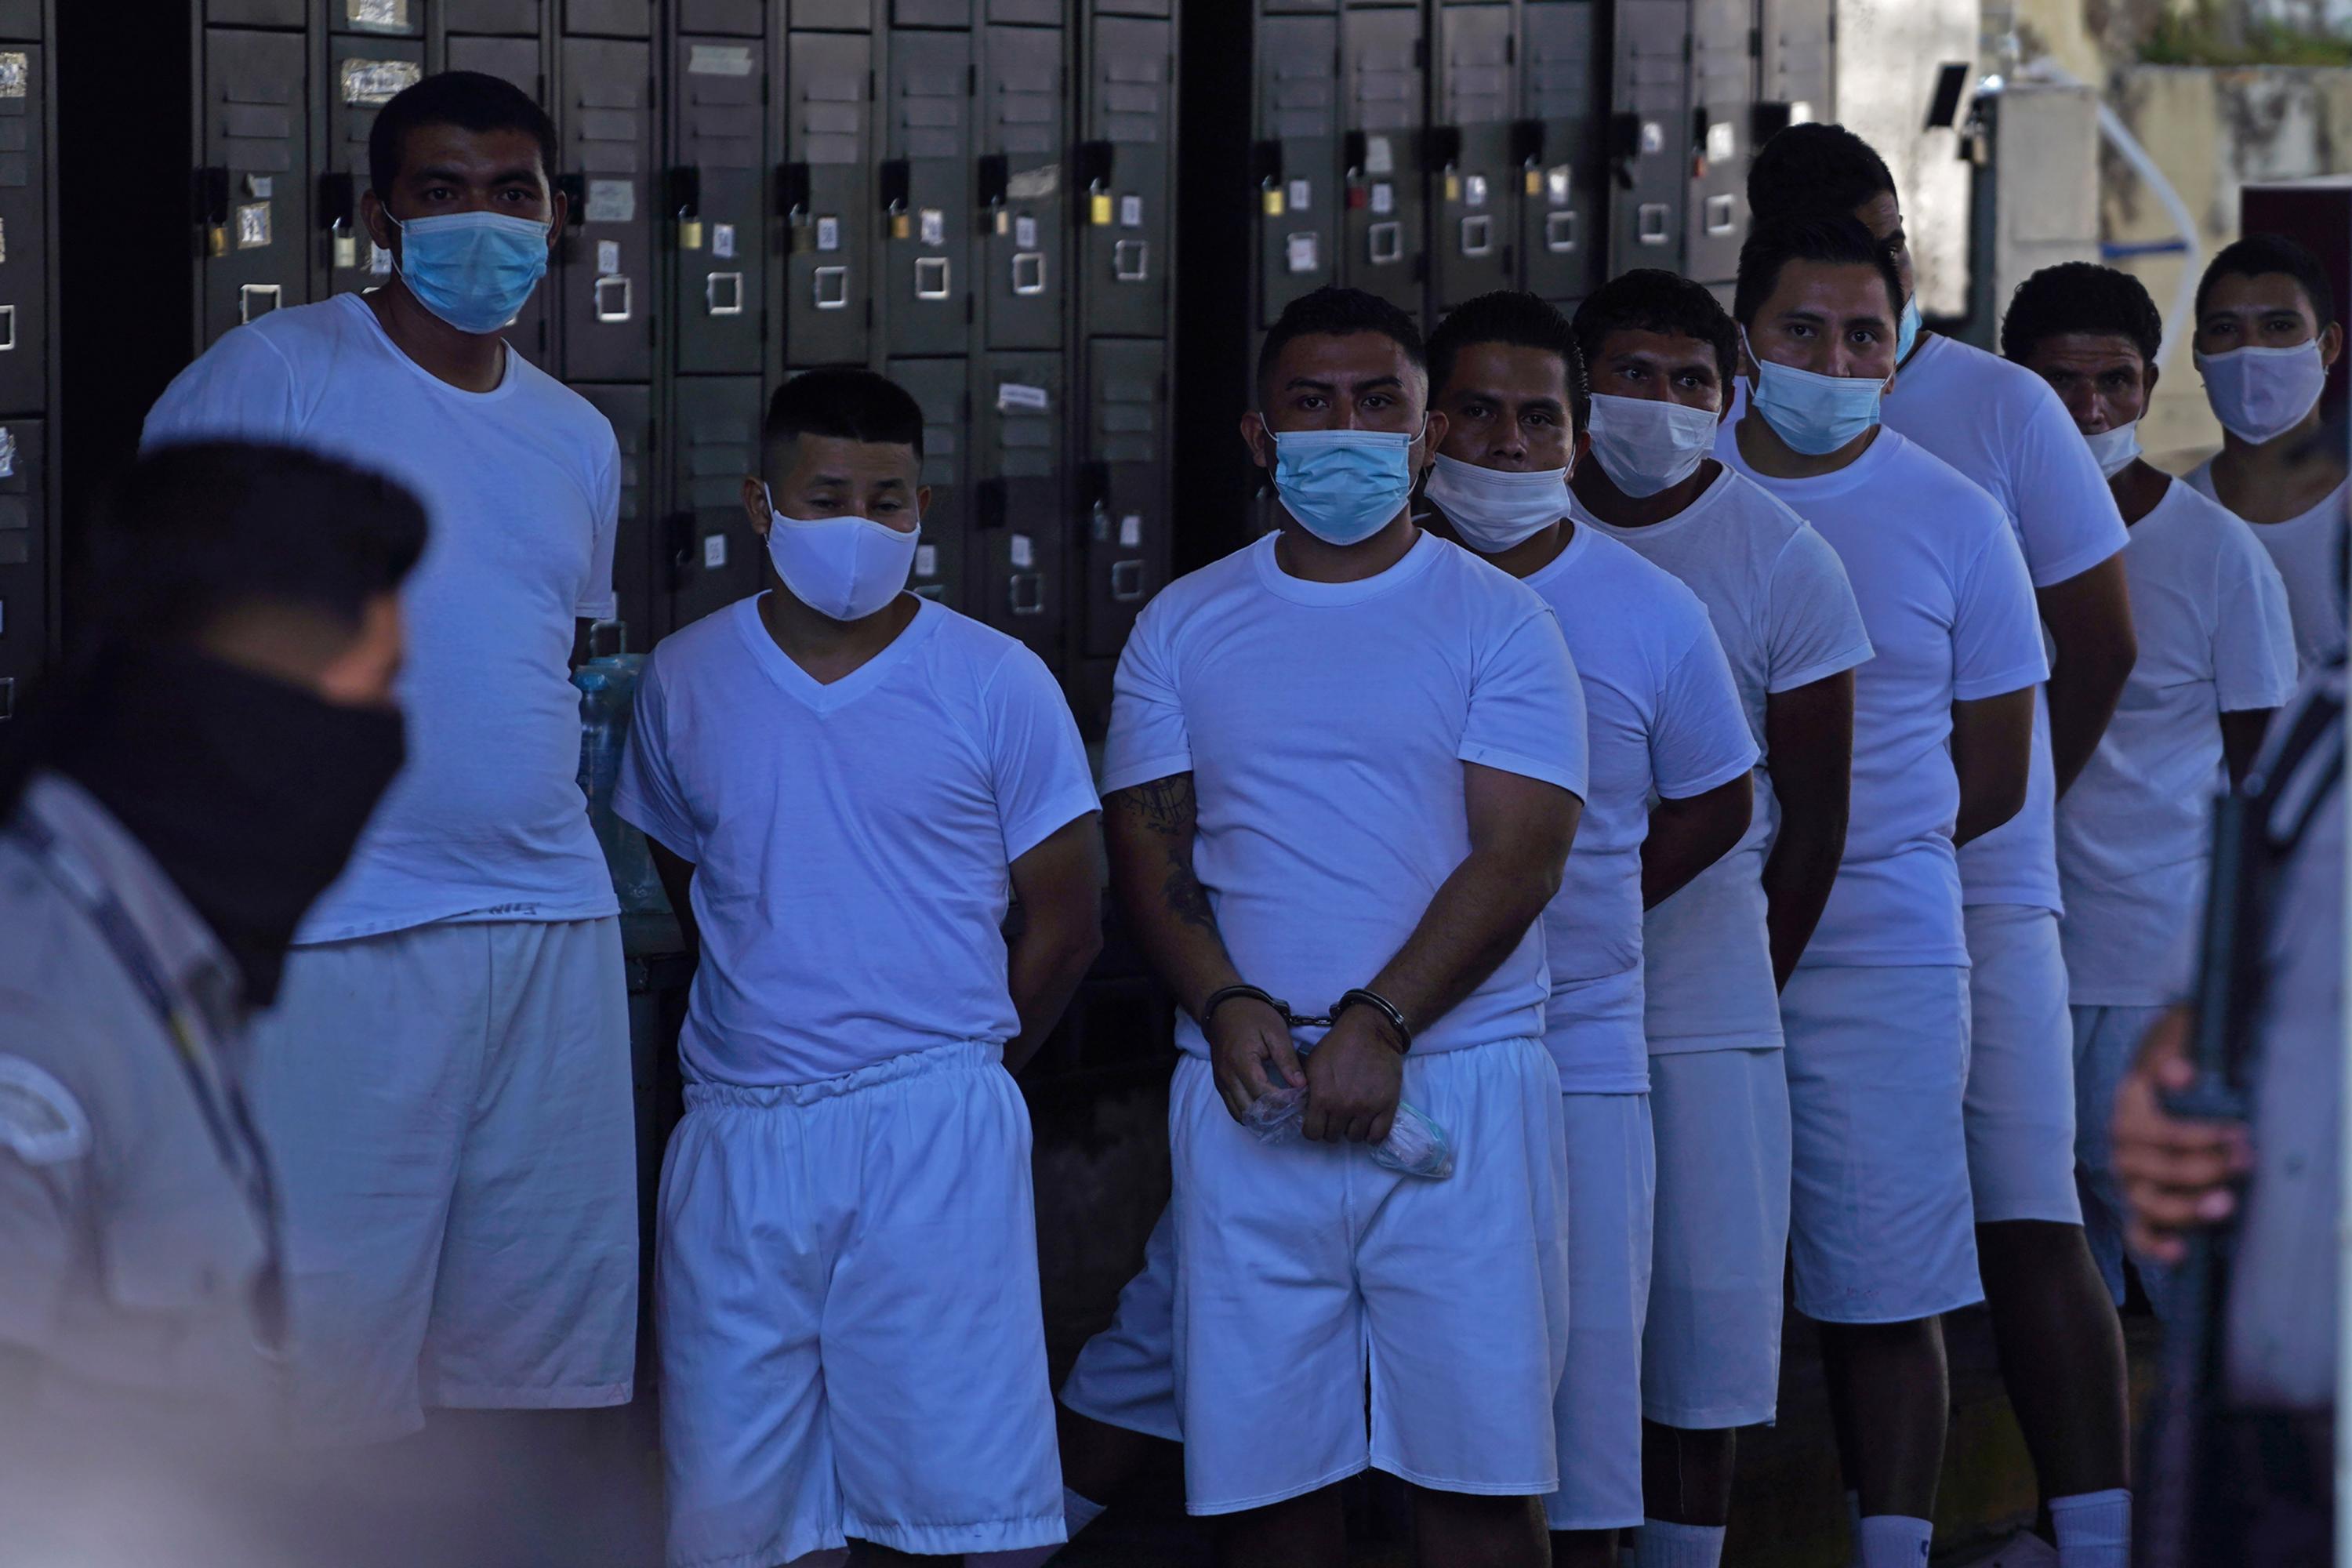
[1251,140,1283,187]
[1076,139,1115,190]
[778,162,811,222]
[977,154,1009,209]
[667,166,702,221]
[320,170,357,230]
[880,158,911,214]
[0,305,18,353]
[558,173,587,230]
[1110,559,1146,602]
[1007,572,1046,616]
[1511,119,1545,168]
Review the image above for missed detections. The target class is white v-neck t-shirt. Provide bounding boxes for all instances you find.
[1515,524,1758,1091]
[615,595,1100,1086]
[1102,529,1588,1058]
[1576,466,1874,1050]
[1718,425,2049,967]
[2186,459,2349,678]
[2056,479,2297,1004]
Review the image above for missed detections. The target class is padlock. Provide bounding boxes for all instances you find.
[1090,191,1113,227]
[208,225,229,258]
[680,217,705,251]
[891,211,912,241]
[1524,168,1542,197]
[1444,172,1462,203]
[333,226,358,270]
[995,209,1011,236]
[1261,186,1285,217]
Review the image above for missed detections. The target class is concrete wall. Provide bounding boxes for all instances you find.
[1836,0,1981,316]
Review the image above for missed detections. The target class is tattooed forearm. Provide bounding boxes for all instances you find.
[1163,852,1217,931]
[1120,774,1196,837]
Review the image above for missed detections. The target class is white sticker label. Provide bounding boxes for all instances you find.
[0,1057,89,1168]
[597,240,621,276]
[1014,215,1040,249]
[348,0,409,27]
[816,215,841,252]
[996,381,1051,413]
[1547,165,1572,205]
[0,426,17,479]
[689,44,755,77]
[1006,163,1059,201]
[1364,135,1394,175]
[1009,533,1035,569]
[1119,194,1144,229]
[246,174,274,200]
[1285,231,1319,274]
[235,201,272,250]
[1464,174,1488,209]
[1639,120,1664,155]
[1286,179,1312,213]
[1789,100,1816,127]
[343,57,422,105]
[702,533,728,570]
[370,241,394,276]
[1707,121,1736,163]
[712,223,736,260]
[1370,182,1395,216]
[1119,513,1143,549]
[586,180,636,224]
[915,543,938,577]
[919,208,945,246]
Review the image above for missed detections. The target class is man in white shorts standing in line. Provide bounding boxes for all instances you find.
[1417,289,1761,1568]
[1748,124,2139,1566]
[1101,284,1587,1568]
[1717,215,2046,1568]
[1567,269,1874,1568]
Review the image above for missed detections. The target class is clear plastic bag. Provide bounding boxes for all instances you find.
[1240,1085,1455,1179]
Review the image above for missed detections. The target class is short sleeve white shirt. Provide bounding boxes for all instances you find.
[2185,459,2349,679]
[1102,530,1588,1057]
[1577,466,1873,1050]
[1719,425,2049,967]
[1517,525,1757,1091]
[614,596,1099,1086]
[2056,480,2298,1004]
[141,296,622,941]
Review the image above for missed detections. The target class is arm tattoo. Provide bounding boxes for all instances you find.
[1116,776,1218,932]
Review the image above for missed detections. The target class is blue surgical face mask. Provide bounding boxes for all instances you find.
[1268,426,1421,546]
[1895,294,1922,364]
[390,210,551,336]
[1742,328,1889,457]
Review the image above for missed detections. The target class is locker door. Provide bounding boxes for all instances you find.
[1609,0,1686,275]
[1684,0,1750,283]
[572,384,658,637]
[1339,5,1423,318]
[976,352,1063,662]
[443,34,556,369]
[0,418,43,723]
[887,355,970,610]
[989,0,1058,22]
[211,0,307,26]
[1256,14,1338,329]
[1432,2,1515,313]
[324,40,424,299]
[558,38,653,383]
[0,2,39,37]
[1517,2,1604,306]
[667,376,765,630]
[895,0,971,22]
[333,0,423,36]
[568,0,653,37]
[0,44,45,413]
[444,0,543,32]
[1083,339,1165,659]
[672,38,767,376]
[793,0,874,25]
[782,30,871,368]
[1077,13,1170,339]
[680,0,764,32]
[1757,0,1831,140]
[978,24,1065,352]
[884,28,972,359]
[202,29,310,350]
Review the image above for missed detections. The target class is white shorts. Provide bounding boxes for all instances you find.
[1962,904,2083,1224]
[1060,1203,1182,1443]
[1548,1093,1654,1532]
[2071,1004,2169,1307]
[1780,965,1983,1323]
[1171,1036,1570,1515]
[246,917,637,1444]
[658,1043,1063,1567]
[1642,1047,1791,1428]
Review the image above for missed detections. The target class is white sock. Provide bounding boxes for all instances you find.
[963,1489,1105,1568]
[2049,1488,2130,1568]
[1633,1518,1726,1567]
[1856,1513,1933,1568]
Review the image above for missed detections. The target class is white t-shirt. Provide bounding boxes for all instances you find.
[1102,529,1588,1057]
[2186,459,2349,678]
[2056,480,2297,1005]
[140,295,621,941]
[1718,424,2049,967]
[1516,524,1757,1092]
[1577,466,1875,1049]
[614,596,1099,1086]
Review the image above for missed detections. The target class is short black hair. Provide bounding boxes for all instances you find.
[764,367,927,459]
[1257,286,1428,405]
[2196,232,2339,328]
[89,443,427,647]
[1748,122,1897,225]
[369,71,560,200]
[1734,214,1904,328]
[2000,261,2164,366]
[1572,270,1740,394]
[1425,290,1591,436]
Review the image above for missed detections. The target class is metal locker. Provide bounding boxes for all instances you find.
[210,0,307,27]
[572,384,658,635]
[557,38,652,383]
[894,0,971,22]
[442,0,543,32]
[667,376,765,630]
[0,418,43,723]
[1516,2,1605,307]
[1082,339,1164,659]
[978,24,1065,352]
[781,30,871,368]
[1077,13,1170,339]
[566,0,652,38]
[975,352,1063,660]
[323,38,424,300]
[201,29,310,350]
[442,34,556,369]
[679,0,764,33]
[1432,3,1515,312]
[888,355,970,611]
[988,0,1059,23]
[0,2,37,37]
[1756,0,1831,142]
[791,0,874,27]
[1338,5,1423,318]
[883,28,971,359]
[1255,14,1338,329]
[1684,0,1750,283]
[1608,0,1687,275]
[0,42,45,414]
[670,38,767,376]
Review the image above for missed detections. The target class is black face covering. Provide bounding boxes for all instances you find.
[46,644,406,1007]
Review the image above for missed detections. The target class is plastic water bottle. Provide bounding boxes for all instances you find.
[573,621,670,914]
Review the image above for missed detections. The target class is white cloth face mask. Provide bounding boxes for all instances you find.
[2082,421,2143,479]
[2196,341,2328,445]
[1584,392,1719,498]
[763,485,921,622]
[1422,452,1570,550]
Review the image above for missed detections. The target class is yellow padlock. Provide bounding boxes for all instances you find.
[680,218,705,250]
[995,209,1011,236]
[1524,168,1542,197]
[891,211,912,241]
[208,225,229,258]
[1444,172,1462,203]
[1262,187,1285,217]
[1091,191,1113,227]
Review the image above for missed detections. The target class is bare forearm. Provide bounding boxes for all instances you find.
[2041,561,2137,800]
[1004,919,1102,1073]
[1762,809,1845,988]
[1953,776,2027,847]
[1366,848,1560,1033]
[1105,776,1249,1019]
[2046,662,2128,799]
[1641,782,1751,909]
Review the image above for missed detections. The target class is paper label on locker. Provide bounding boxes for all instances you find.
[597,240,622,276]
[1285,232,1319,274]
[712,223,736,259]
[236,202,272,250]
[1706,122,1736,164]
[0,427,18,481]
[689,45,755,77]
[1639,120,1664,155]
[1464,174,1489,209]
[816,216,841,252]
[247,174,274,199]
[1120,195,1143,229]
[919,208,945,246]
[1006,164,1060,201]
[0,220,10,267]
[347,0,409,27]
[343,58,423,106]
[996,382,1051,413]
[1009,534,1034,569]
[586,180,636,224]
[1370,182,1394,216]
[370,242,394,276]
[1286,179,1311,213]
[1014,214,1039,249]
[0,54,24,100]
[915,543,938,577]
[1547,165,1571,205]
[702,534,728,570]
[1119,513,1143,549]
[1789,100,1816,127]
[1364,135,1394,175]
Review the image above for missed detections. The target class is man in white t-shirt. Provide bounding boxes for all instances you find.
[1566,270,1875,1568]
[2003,262,2298,1316]
[1415,290,1759,1568]
[1749,123,2138,1566]
[1717,216,2047,1568]
[2182,234,2350,677]
[1102,285,1586,1566]
[615,368,1104,1567]
[139,72,637,1446]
